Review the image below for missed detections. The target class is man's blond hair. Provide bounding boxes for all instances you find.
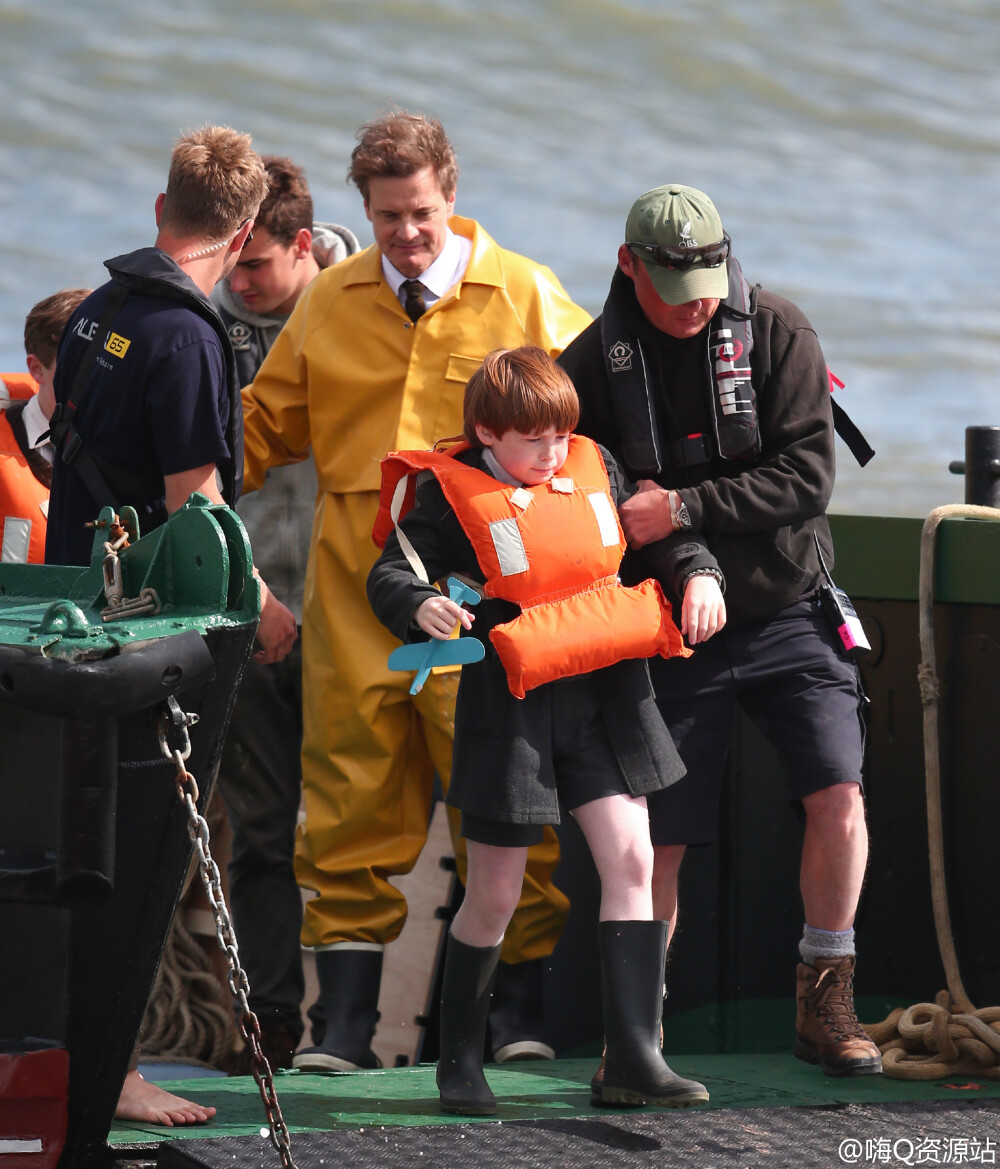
[160,126,267,242]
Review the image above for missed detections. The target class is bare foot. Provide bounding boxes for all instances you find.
[115,1069,217,1126]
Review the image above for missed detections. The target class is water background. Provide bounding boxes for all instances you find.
[1,0,997,517]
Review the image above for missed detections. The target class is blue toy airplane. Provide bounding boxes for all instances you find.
[387,576,485,694]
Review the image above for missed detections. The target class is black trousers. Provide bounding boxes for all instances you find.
[216,637,305,1036]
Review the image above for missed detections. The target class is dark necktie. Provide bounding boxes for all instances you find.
[401,279,428,323]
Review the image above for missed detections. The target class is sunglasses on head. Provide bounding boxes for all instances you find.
[628,234,731,271]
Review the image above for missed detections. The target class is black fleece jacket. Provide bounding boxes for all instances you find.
[559,268,837,626]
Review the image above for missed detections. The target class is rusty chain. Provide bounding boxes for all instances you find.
[99,521,161,622]
[157,697,296,1168]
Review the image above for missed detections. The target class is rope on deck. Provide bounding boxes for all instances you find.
[866,994,1000,1080]
[864,504,1000,1079]
[140,792,240,1069]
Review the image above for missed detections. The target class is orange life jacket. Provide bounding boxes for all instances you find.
[0,405,49,564]
[0,372,38,404]
[374,435,690,698]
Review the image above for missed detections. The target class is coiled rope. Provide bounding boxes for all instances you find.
[864,504,1000,1078]
[139,791,240,1068]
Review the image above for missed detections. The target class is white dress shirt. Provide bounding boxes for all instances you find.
[381,227,472,310]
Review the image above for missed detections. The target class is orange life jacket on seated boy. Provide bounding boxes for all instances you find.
[1,372,49,564]
[373,434,691,699]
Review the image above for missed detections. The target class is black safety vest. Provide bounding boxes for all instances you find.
[600,256,872,474]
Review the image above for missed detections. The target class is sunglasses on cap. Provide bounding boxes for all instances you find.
[627,234,731,271]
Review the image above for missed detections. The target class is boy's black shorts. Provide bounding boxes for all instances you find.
[646,595,866,847]
[461,674,632,848]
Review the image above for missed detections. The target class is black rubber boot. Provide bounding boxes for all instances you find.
[489,958,555,1062]
[597,920,709,1108]
[292,947,383,1072]
[590,997,667,1103]
[436,933,502,1115]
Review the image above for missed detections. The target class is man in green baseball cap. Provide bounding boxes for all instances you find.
[559,182,880,1089]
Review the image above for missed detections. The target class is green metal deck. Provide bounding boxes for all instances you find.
[110,1057,1000,1144]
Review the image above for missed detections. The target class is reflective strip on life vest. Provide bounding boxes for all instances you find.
[490,517,529,576]
[1,517,31,563]
[587,491,620,547]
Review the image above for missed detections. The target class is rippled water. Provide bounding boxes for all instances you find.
[1,0,997,516]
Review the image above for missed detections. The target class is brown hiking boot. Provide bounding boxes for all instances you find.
[794,956,882,1076]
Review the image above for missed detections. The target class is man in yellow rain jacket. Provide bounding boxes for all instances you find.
[242,112,592,1071]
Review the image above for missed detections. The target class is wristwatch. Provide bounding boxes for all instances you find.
[668,490,693,532]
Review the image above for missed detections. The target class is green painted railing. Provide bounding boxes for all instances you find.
[829,513,1000,605]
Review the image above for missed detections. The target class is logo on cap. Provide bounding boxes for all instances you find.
[608,341,633,373]
[678,220,696,247]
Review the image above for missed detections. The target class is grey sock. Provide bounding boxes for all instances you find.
[799,924,855,966]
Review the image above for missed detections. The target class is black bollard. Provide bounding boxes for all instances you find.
[948,425,1000,507]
